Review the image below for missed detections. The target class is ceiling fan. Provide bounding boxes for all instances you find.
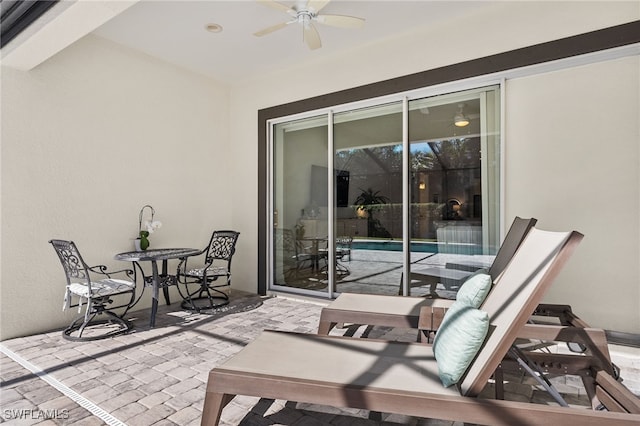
[254,0,365,50]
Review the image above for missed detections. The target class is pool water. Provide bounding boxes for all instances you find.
[352,240,436,253]
[352,240,483,255]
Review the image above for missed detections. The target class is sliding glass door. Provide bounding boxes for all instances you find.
[272,115,329,295]
[333,102,403,294]
[269,84,501,298]
[406,86,501,297]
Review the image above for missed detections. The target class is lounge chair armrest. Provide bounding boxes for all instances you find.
[418,305,447,333]
[519,323,607,345]
[533,303,590,328]
[518,323,615,375]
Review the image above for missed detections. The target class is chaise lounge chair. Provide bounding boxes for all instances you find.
[201,228,640,425]
[318,216,536,337]
[317,217,627,406]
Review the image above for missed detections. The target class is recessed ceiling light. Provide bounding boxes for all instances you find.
[205,23,223,33]
[454,103,470,127]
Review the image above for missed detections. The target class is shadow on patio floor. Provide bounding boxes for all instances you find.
[1,291,638,425]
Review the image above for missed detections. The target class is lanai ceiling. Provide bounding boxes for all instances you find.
[2,0,498,84]
[92,0,496,83]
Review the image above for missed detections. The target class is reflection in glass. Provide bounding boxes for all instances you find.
[408,86,501,297]
[269,85,501,299]
[333,103,403,294]
[272,115,329,294]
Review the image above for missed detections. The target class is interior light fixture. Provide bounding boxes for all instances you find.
[205,23,223,33]
[454,103,470,127]
[418,182,426,190]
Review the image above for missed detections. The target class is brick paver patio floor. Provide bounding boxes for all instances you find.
[1,291,638,425]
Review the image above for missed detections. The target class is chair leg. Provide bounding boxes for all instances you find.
[493,367,505,400]
[201,391,234,426]
[317,319,336,335]
[162,284,171,305]
[200,286,230,310]
[179,284,201,311]
[63,308,132,341]
[76,310,99,338]
[179,282,230,313]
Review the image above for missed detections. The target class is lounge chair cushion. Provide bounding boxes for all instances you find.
[433,300,489,387]
[456,270,491,308]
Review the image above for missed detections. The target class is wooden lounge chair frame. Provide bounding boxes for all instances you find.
[317,216,632,411]
[201,228,639,425]
[495,322,635,410]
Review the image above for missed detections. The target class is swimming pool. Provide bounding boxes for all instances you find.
[352,240,483,255]
[352,240,437,253]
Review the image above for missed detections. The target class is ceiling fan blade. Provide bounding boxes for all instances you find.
[303,22,321,50]
[256,0,295,15]
[316,14,365,29]
[307,0,331,13]
[254,21,289,37]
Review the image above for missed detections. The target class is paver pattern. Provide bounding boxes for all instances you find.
[1,291,638,425]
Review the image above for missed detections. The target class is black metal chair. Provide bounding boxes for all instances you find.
[49,239,137,341]
[317,235,352,276]
[275,228,314,279]
[176,230,240,312]
[335,235,353,263]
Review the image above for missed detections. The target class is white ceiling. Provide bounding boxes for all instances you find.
[90,0,497,84]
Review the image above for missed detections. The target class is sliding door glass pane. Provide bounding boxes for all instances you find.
[269,85,501,299]
[333,102,403,295]
[408,86,500,297]
[272,115,329,295]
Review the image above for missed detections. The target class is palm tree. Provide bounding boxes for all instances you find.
[353,188,391,237]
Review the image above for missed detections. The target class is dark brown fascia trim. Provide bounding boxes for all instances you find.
[258,109,268,295]
[260,20,640,119]
[257,20,640,295]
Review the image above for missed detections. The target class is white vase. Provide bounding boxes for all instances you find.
[134,239,142,251]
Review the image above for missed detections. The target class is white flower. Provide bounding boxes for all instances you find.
[145,220,162,234]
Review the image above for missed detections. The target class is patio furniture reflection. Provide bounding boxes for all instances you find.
[299,236,328,271]
[318,235,353,276]
[336,235,353,262]
[275,228,313,277]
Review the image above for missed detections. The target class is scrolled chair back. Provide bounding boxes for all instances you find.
[205,230,240,263]
[49,239,90,285]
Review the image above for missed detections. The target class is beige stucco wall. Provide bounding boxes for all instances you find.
[0,35,231,340]
[505,56,639,332]
[1,1,638,339]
